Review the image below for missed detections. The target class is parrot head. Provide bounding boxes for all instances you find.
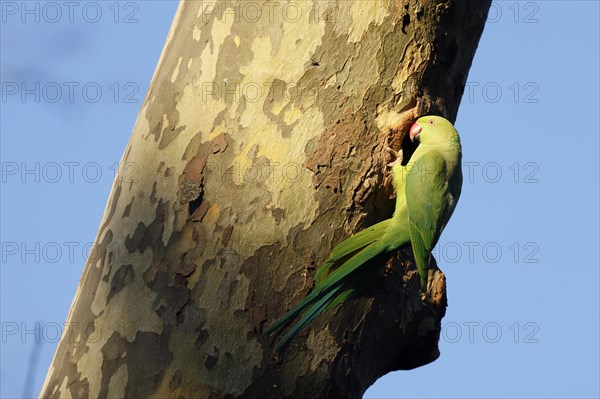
[409,115,459,145]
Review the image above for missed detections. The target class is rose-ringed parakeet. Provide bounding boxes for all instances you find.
[265,115,462,351]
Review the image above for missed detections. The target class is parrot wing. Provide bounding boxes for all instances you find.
[405,150,450,289]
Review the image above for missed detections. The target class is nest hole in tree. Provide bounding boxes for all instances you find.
[400,130,419,166]
[188,192,204,215]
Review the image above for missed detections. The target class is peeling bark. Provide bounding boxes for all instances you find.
[41,1,491,398]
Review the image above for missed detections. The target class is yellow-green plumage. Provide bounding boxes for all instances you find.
[265,115,462,351]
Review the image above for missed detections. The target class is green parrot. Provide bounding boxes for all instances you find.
[265,115,462,351]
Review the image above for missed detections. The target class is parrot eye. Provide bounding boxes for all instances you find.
[429,120,435,125]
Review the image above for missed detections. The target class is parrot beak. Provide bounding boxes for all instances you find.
[409,123,422,142]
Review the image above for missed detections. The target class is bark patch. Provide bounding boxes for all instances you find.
[106,264,134,305]
[99,331,173,398]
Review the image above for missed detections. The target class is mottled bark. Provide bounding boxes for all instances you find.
[41,1,490,398]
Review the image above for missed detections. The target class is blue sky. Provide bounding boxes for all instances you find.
[1,1,599,398]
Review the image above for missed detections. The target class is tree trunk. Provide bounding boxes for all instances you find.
[41,1,490,398]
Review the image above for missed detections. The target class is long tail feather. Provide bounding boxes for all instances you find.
[265,241,383,348]
[315,220,390,284]
[263,284,332,336]
[273,285,343,352]
[329,220,390,260]
[322,259,383,313]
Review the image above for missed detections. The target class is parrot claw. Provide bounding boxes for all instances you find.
[385,145,403,168]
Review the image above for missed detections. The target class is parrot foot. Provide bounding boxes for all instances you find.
[385,145,403,168]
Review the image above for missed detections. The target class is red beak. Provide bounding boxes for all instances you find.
[409,123,422,142]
